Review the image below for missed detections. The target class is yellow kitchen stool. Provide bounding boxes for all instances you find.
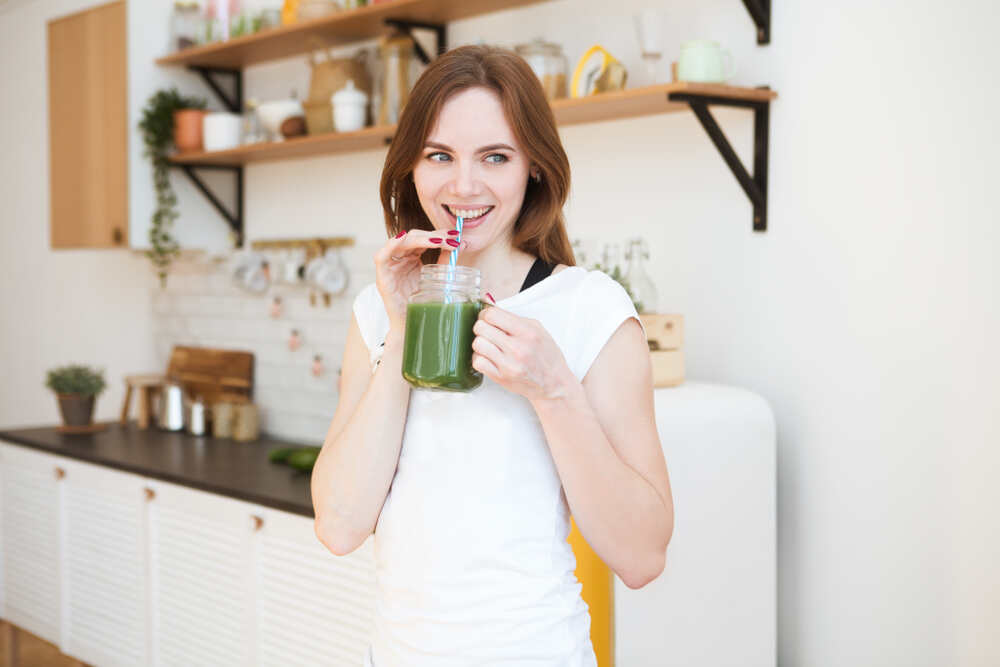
[568,516,614,666]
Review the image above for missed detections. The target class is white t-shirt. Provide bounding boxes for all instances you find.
[352,266,642,667]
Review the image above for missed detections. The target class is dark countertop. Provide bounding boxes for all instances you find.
[0,422,315,518]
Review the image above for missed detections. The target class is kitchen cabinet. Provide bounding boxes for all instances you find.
[60,458,148,667]
[254,507,375,666]
[0,440,378,666]
[47,0,128,249]
[146,480,256,666]
[0,443,62,645]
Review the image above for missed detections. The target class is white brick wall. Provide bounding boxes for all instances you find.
[150,244,379,445]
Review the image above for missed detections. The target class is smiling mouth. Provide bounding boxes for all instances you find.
[442,204,495,223]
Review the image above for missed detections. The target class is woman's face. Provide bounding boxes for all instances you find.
[412,86,531,254]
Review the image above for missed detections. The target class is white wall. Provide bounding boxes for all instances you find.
[2,0,998,665]
[0,0,159,428]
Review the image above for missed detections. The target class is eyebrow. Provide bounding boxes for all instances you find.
[424,141,517,153]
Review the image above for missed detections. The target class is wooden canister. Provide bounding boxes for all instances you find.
[233,403,260,442]
[212,401,236,438]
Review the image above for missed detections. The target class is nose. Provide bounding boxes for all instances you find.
[448,160,481,198]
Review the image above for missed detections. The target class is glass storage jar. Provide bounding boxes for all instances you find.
[515,38,568,100]
[170,0,202,51]
[402,265,483,392]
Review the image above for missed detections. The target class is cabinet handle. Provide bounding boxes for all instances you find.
[54,467,65,480]
[112,227,124,245]
[252,515,264,531]
[144,487,156,501]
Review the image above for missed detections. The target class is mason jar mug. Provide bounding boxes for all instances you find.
[401,265,483,392]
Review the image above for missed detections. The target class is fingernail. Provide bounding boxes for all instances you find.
[446,239,460,247]
[429,237,443,244]
[394,230,406,239]
[447,230,460,236]
[486,292,496,304]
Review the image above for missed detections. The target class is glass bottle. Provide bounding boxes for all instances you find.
[170,1,201,51]
[601,242,621,273]
[241,98,263,144]
[515,38,569,100]
[402,265,483,392]
[625,238,659,313]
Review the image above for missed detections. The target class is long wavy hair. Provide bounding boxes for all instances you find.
[379,45,575,267]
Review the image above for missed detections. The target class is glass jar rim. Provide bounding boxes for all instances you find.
[515,38,564,56]
[420,264,480,278]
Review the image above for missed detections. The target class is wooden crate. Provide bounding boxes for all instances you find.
[640,314,685,387]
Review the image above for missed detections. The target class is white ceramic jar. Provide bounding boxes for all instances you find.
[331,79,368,132]
[202,111,242,151]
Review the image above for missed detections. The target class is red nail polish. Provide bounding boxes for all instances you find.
[394,230,406,239]
[447,230,460,236]
[486,292,496,304]
[446,239,460,247]
[429,237,443,243]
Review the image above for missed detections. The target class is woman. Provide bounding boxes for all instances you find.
[312,45,673,666]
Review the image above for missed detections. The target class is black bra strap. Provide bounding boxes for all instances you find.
[519,257,555,293]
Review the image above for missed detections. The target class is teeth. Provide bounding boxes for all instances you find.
[447,205,491,219]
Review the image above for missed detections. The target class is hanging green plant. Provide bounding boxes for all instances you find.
[138,87,207,288]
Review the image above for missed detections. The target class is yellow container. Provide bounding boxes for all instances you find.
[569,516,614,666]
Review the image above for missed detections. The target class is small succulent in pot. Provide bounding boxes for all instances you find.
[45,364,107,426]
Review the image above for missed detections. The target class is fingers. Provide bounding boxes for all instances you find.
[471,351,500,380]
[375,229,465,266]
[472,318,511,352]
[478,305,535,338]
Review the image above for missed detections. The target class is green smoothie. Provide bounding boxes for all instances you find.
[402,300,483,391]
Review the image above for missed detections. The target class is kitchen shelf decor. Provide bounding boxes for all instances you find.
[138,87,208,285]
[171,82,776,166]
[155,0,545,69]
[156,0,777,238]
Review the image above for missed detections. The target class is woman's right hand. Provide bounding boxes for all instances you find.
[374,229,460,331]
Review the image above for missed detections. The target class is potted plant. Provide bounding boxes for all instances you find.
[138,88,207,288]
[45,364,107,427]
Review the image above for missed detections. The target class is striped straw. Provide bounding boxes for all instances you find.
[445,216,463,304]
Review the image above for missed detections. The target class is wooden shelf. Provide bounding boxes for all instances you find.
[155,0,548,69]
[170,83,777,167]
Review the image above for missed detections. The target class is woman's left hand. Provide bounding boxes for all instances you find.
[471,306,576,403]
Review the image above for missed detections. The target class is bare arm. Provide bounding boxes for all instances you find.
[531,319,673,589]
[311,317,410,556]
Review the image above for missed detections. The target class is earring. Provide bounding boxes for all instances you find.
[531,171,541,183]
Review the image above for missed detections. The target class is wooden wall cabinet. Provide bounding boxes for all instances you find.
[47,1,128,249]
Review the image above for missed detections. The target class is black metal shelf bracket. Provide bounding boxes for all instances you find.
[669,91,771,232]
[175,164,245,246]
[741,0,771,44]
[189,66,243,113]
[382,18,447,65]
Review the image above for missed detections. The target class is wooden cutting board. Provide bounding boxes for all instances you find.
[166,345,254,406]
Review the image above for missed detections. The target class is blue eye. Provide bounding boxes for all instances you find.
[485,154,508,164]
[427,152,450,162]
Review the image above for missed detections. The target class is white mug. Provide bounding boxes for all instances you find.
[281,248,306,284]
[677,40,734,83]
[202,112,242,152]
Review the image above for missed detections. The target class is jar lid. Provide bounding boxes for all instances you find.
[515,38,563,56]
[332,79,369,105]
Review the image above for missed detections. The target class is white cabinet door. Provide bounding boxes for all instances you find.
[0,442,63,645]
[59,458,149,667]
[147,480,255,667]
[254,508,375,667]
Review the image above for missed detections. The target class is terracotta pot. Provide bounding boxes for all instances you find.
[56,393,95,426]
[173,108,206,152]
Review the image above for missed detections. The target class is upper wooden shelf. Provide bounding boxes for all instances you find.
[171,83,778,166]
[170,82,777,167]
[156,0,547,69]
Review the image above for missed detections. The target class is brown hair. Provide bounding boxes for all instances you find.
[379,45,575,267]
